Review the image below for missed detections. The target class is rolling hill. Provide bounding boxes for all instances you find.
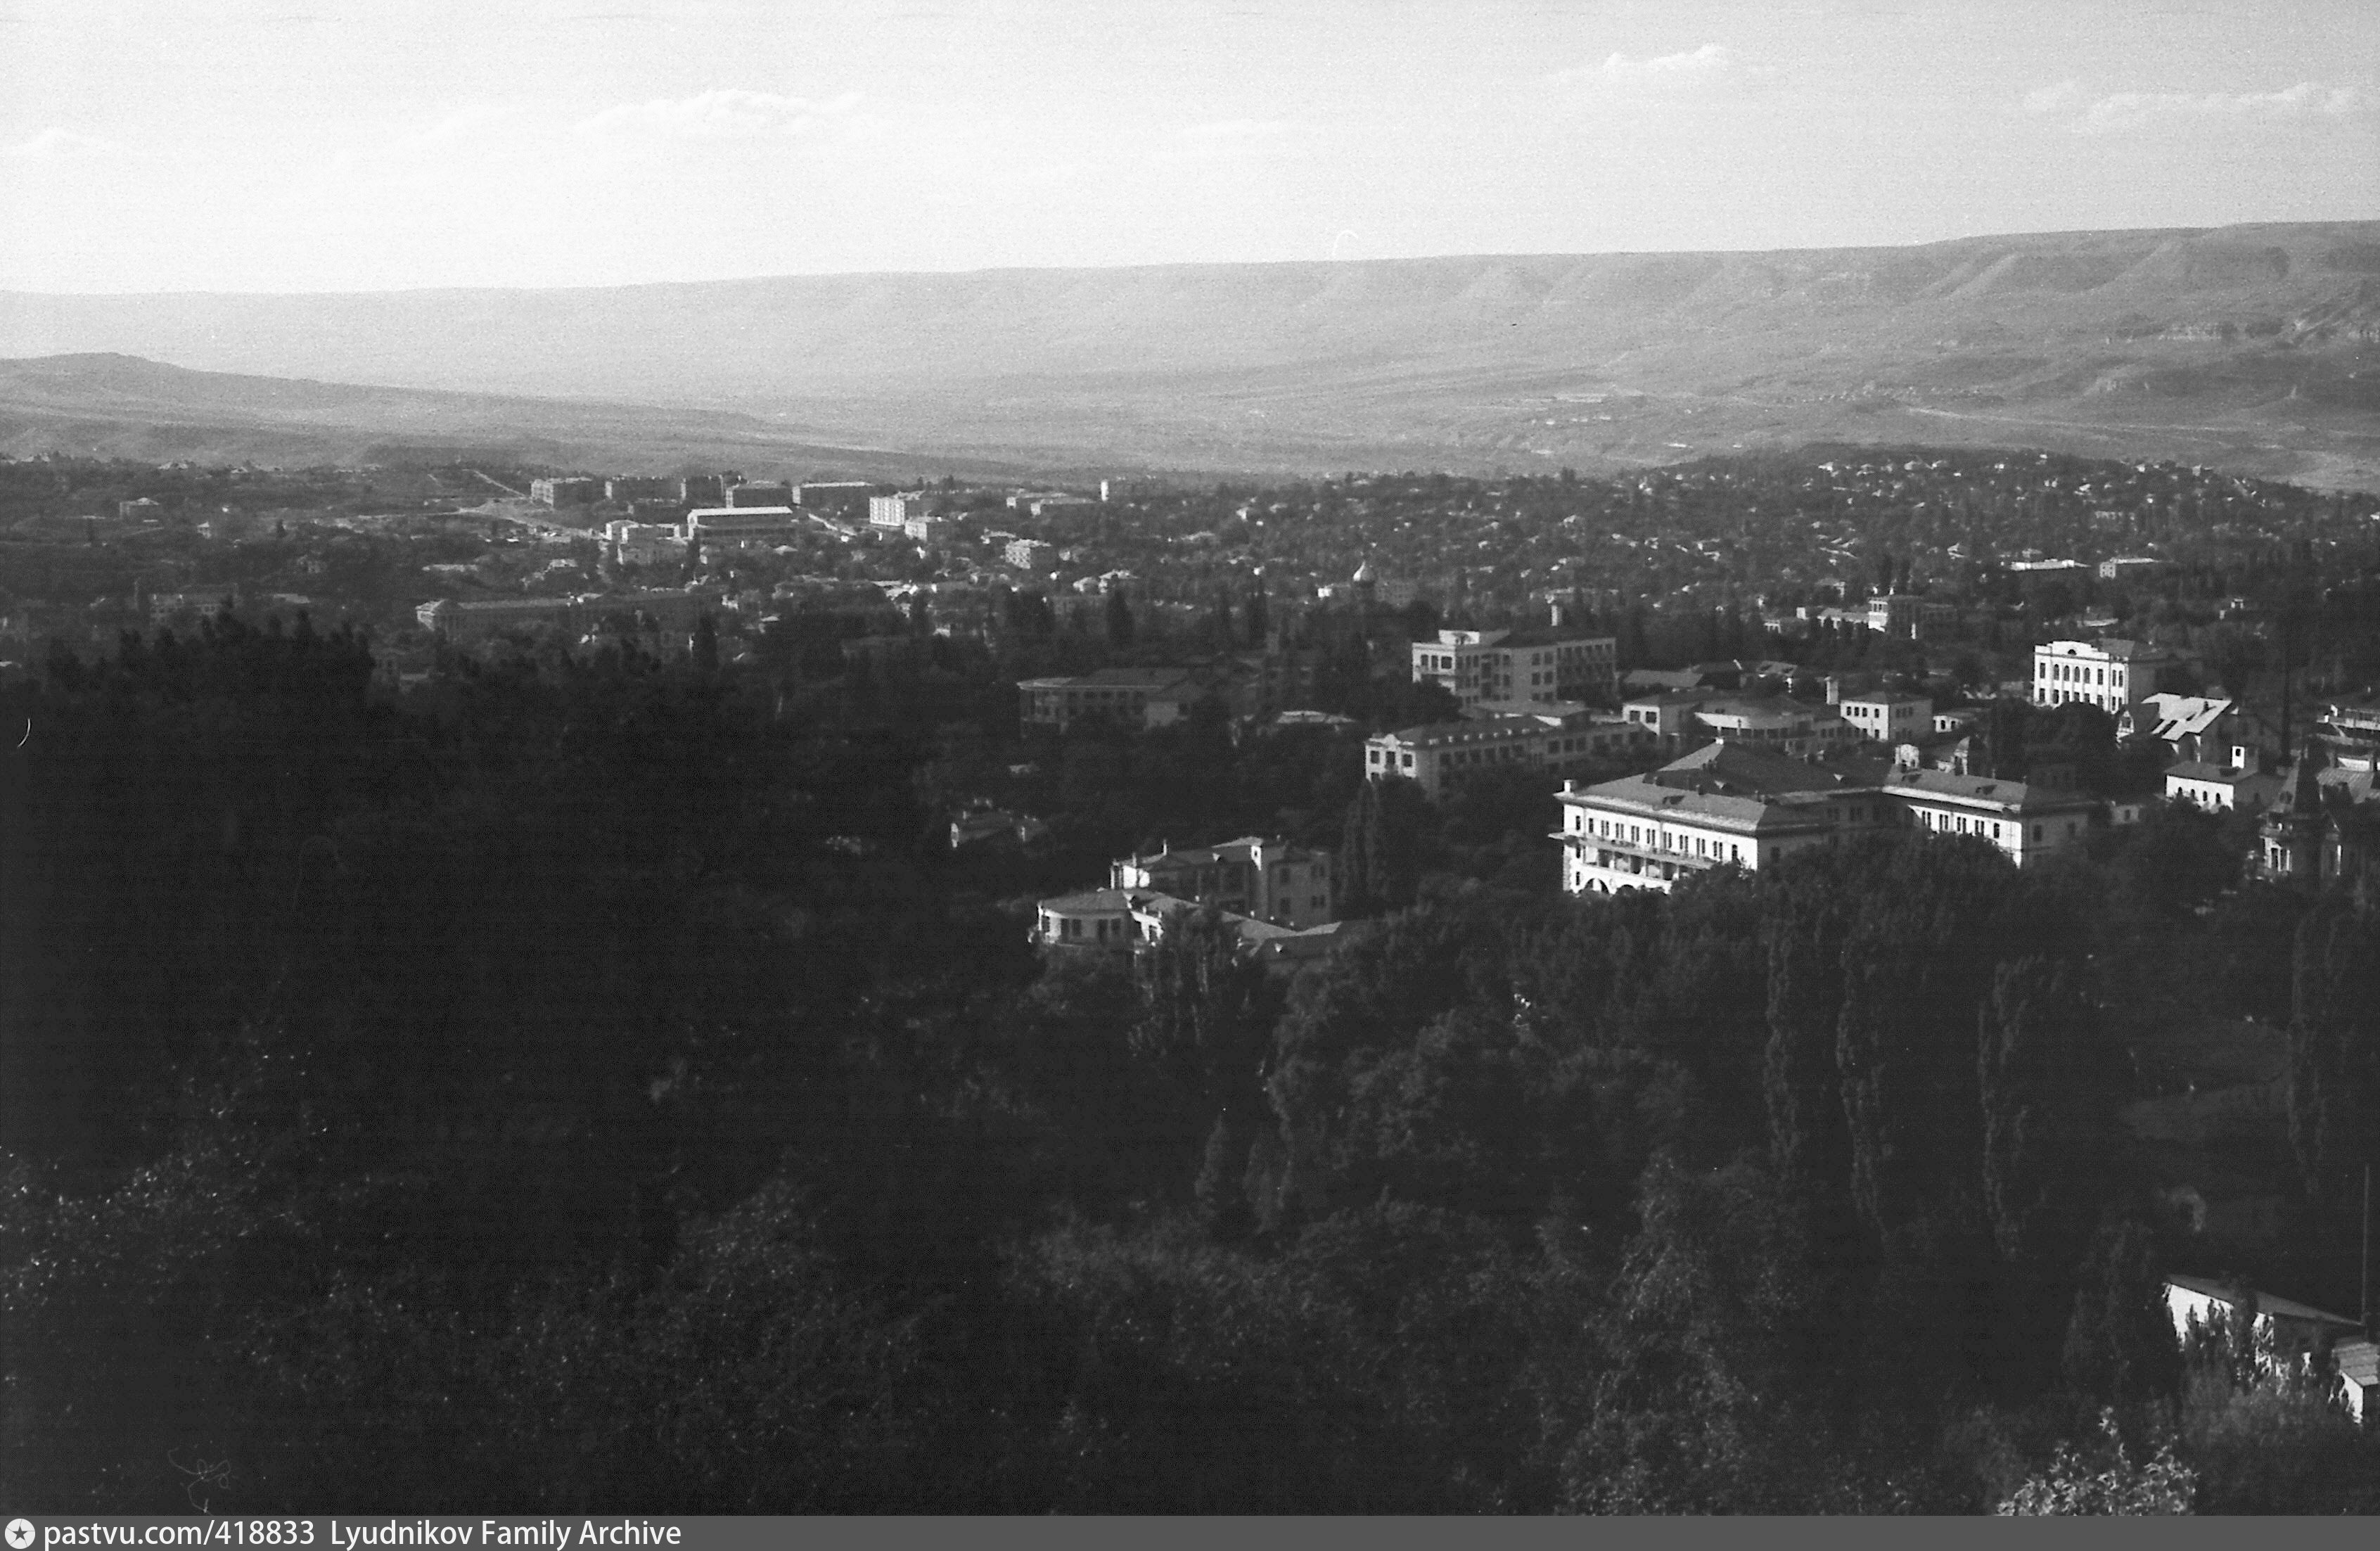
[4,222,2376,485]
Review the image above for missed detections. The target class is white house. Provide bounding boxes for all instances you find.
[2033,638,2187,715]
[1838,691,1933,745]
[1554,742,1890,895]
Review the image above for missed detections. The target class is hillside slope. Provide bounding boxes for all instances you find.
[4,222,2375,484]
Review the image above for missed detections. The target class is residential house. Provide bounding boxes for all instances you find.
[2120,694,2272,766]
[1111,836,1333,929]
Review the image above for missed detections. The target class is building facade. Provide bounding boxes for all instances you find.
[1410,627,1619,708]
[530,477,601,506]
[1018,668,1198,734]
[869,492,933,530]
[1554,742,2103,895]
[684,506,798,549]
[2033,637,2187,715]
[1836,691,1933,745]
[1111,836,1334,930]
[1620,692,1855,758]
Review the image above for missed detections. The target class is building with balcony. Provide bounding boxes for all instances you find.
[1554,742,1887,895]
[1554,742,2104,895]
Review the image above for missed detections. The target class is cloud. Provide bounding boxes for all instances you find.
[2073,81,2367,133]
[575,89,861,144]
[1567,44,1762,94]
[2022,79,2083,115]
[1169,118,1295,152]
[1,126,122,161]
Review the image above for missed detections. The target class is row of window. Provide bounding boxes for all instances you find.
[2040,660,2123,687]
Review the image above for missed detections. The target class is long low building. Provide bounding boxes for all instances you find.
[1365,710,1653,798]
[1554,741,2104,895]
[1619,691,1855,758]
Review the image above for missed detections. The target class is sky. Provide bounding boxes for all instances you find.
[1,0,2374,293]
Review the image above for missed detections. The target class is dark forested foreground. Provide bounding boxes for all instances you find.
[6,618,2380,1514]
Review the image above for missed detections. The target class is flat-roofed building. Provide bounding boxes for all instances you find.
[1410,627,1618,708]
[415,595,577,637]
[1838,691,1933,744]
[530,477,601,506]
[869,492,934,530]
[724,480,793,508]
[684,506,798,549]
[795,482,878,518]
[2033,637,2188,715]
[1365,715,1561,798]
[1018,667,1198,733]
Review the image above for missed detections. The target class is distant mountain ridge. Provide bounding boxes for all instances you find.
[3,222,2376,485]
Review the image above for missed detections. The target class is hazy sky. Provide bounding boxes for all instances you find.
[1,0,2374,293]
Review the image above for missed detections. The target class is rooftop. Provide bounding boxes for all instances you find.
[1881,768,2100,813]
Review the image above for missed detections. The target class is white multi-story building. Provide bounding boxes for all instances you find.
[1837,691,1933,744]
[1555,743,1879,894]
[1880,769,2100,869]
[2033,638,2187,715]
[1554,742,2104,895]
[869,492,933,530]
[1410,627,1618,708]
[1005,538,1058,571]
[1365,716,1547,798]
[684,506,798,551]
